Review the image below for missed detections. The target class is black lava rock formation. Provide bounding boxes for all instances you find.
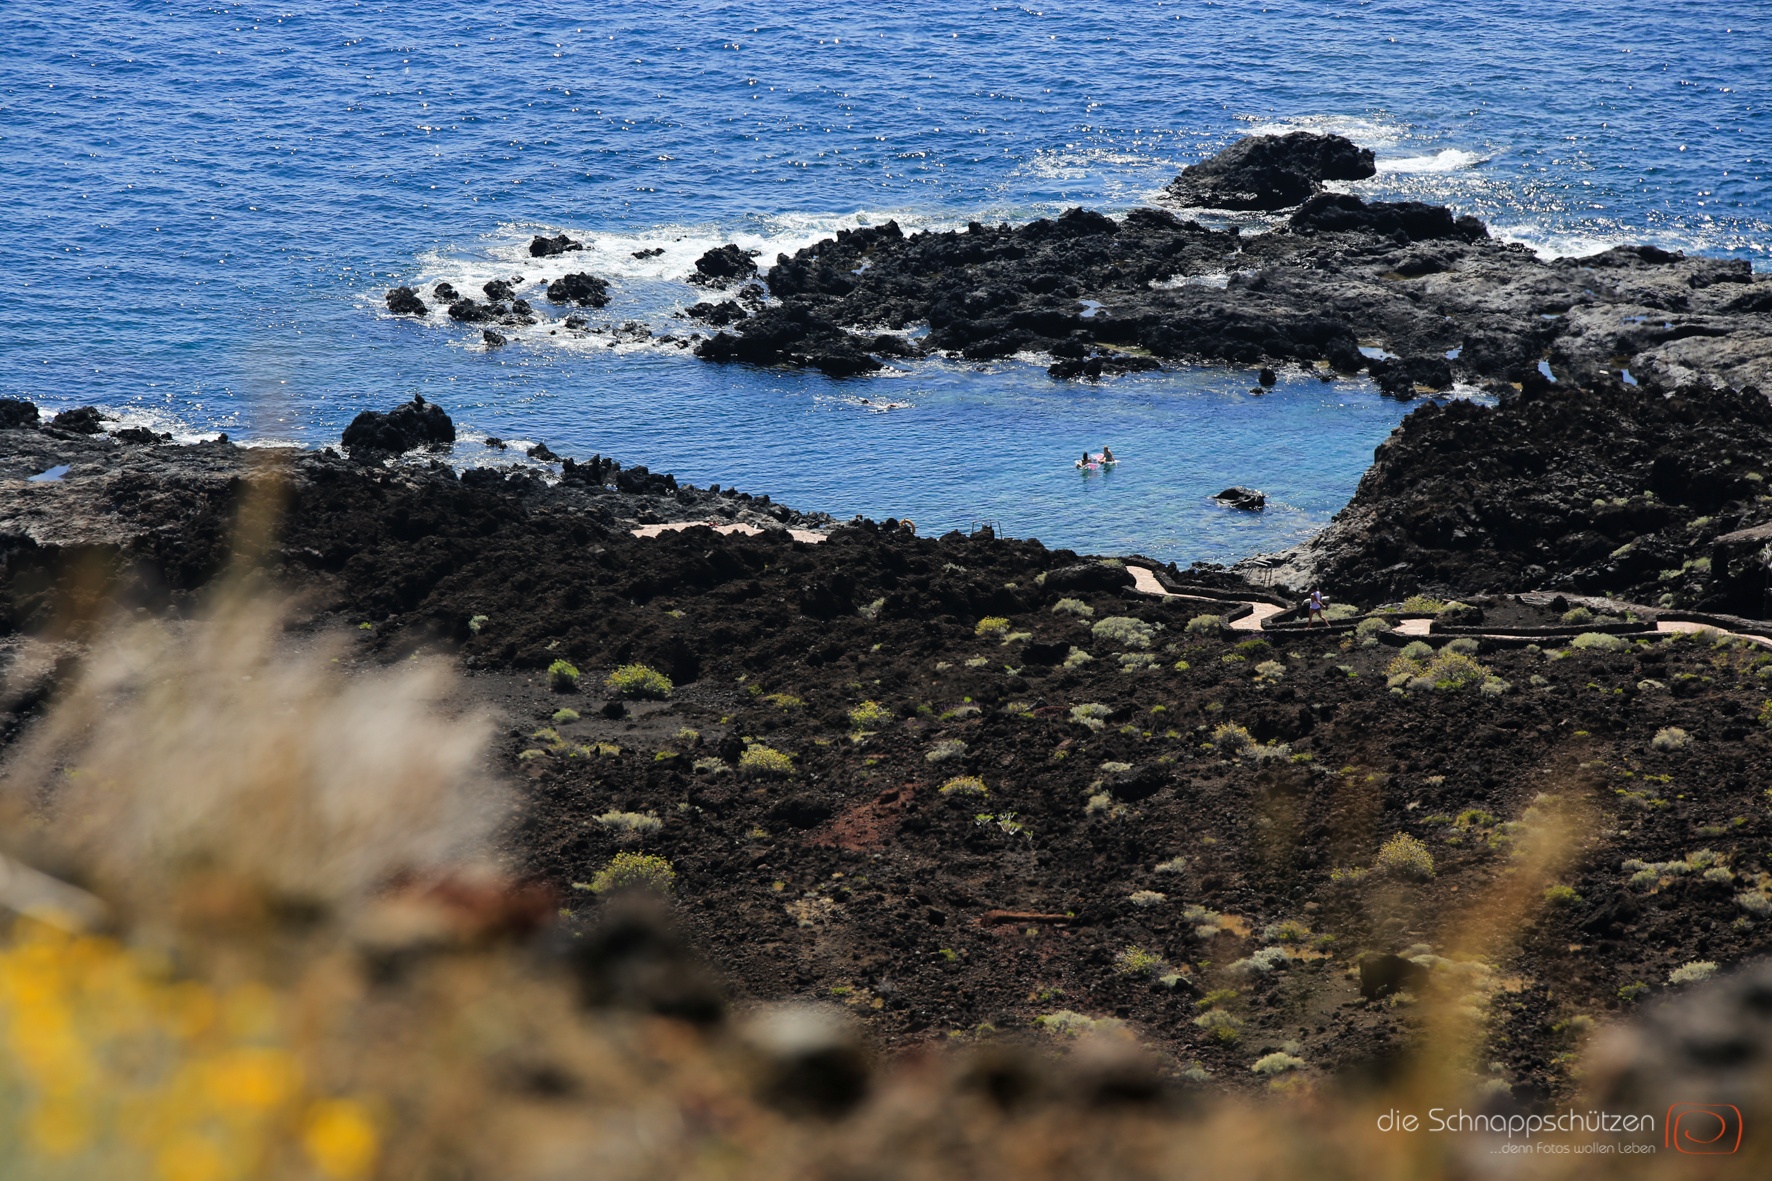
[1163,131,1376,211]
[0,399,39,430]
[529,233,583,257]
[385,286,428,316]
[690,244,759,286]
[1252,378,1772,612]
[546,273,611,308]
[340,395,457,457]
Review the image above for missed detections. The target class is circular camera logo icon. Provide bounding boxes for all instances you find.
[1666,1103,1743,1155]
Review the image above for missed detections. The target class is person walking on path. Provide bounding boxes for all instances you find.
[1306,588,1327,627]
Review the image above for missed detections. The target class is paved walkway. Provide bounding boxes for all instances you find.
[1125,565,1282,632]
[630,521,829,544]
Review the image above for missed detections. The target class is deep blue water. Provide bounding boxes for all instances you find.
[2,1,1768,562]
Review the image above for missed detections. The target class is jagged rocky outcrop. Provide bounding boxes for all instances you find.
[683,132,1772,390]
[529,233,583,257]
[690,244,759,286]
[1162,131,1376,210]
[1243,378,1772,612]
[545,273,611,308]
[340,395,457,457]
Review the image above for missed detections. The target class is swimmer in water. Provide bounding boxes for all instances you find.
[1101,446,1115,463]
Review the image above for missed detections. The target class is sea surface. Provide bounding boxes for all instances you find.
[2,1,1768,563]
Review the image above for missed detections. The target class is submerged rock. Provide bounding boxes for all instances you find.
[341,395,456,456]
[1213,487,1266,511]
[1164,131,1376,211]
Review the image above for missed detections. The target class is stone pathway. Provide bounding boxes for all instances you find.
[1124,565,1282,632]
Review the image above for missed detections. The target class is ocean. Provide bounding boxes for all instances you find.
[2,0,1767,562]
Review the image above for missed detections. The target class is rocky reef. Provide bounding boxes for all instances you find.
[677,133,1770,393]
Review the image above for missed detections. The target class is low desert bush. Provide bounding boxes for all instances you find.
[1667,960,1717,986]
[925,739,968,763]
[739,744,795,777]
[606,663,673,699]
[548,659,581,692]
[1128,890,1167,908]
[975,616,1011,636]
[849,700,893,729]
[1571,632,1630,653]
[595,811,663,835]
[939,776,988,796]
[1374,833,1435,880]
[1251,1052,1305,1077]
[1070,703,1112,731]
[590,851,677,893]
[1051,598,1094,618]
[1185,613,1225,636]
[1651,727,1691,752]
[1093,616,1155,649]
[1211,722,1255,755]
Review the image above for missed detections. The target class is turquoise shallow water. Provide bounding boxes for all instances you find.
[2,1,1767,561]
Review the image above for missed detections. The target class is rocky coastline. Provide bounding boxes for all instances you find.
[7,133,1772,1106]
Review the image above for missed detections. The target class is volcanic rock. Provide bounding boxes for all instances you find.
[50,407,105,435]
[0,399,40,430]
[433,282,460,302]
[482,330,507,348]
[385,286,428,316]
[482,279,516,302]
[529,233,583,258]
[1212,487,1266,511]
[1163,132,1376,211]
[546,273,611,308]
[340,395,456,457]
[690,244,759,287]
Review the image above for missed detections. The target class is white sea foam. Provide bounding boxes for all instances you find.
[1240,114,1409,151]
[1376,148,1483,174]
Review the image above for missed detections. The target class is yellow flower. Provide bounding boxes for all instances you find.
[206,1046,301,1112]
[303,1099,379,1180]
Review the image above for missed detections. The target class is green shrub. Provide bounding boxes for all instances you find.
[551,708,580,723]
[547,660,581,692]
[1355,617,1392,638]
[1374,833,1435,880]
[1211,722,1255,755]
[1561,606,1595,625]
[1667,960,1717,986]
[468,614,490,634]
[1185,613,1226,636]
[1070,703,1112,731]
[1543,885,1582,907]
[1251,1052,1305,1076]
[1051,598,1094,618]
[1652,727,1692,752]
[1398,640,1435,661]
[1062,647,1094,668]
[1253,660,1286,681]
[1115,946,1166,977]
[595,811,662,835]
[939,775,988,796]
[1093,616,1155,649]
[606,663,673,699]
[1128,890,1167,908]
[975,616,1011,636]
[1193,1009,1241,1042]
[925,739,968,763]
[849,700,893,729]
[1154,856,1188,875]
[738,744,794,777]
[1034,1010,1123,1037]
[1617,982,1650,1004]
[764,693,803,710]
[1325,603,1360,621]
[1400,595,1447,614]
[590,851,677,894]
[1571,632,1630,653]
